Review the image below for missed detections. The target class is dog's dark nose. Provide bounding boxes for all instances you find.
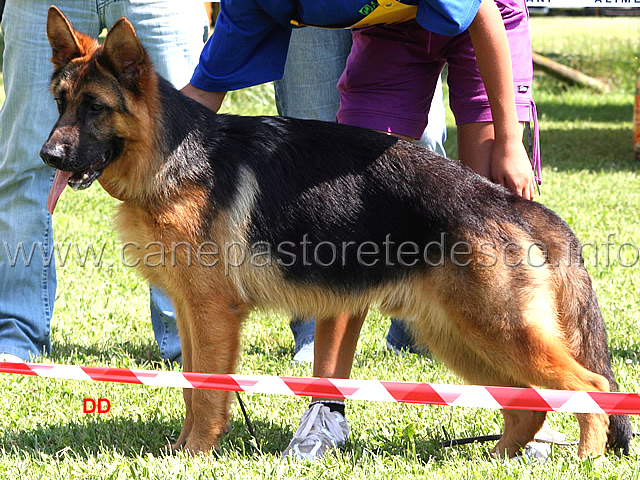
[40,142,66,168]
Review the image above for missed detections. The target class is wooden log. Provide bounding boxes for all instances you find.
[532,52,609,93]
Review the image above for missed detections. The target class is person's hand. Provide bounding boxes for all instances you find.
[180,83,227,113]
[490,137,536,200]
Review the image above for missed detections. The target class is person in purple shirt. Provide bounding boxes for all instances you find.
[182,0,547,460]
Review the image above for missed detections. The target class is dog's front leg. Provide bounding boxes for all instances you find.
[178,296,247,455]
[169,299,195,452]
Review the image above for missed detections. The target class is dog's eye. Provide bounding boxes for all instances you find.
[89,103,105,113]
[54,97,64,113]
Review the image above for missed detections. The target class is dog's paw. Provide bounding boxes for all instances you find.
[170,439,186,453]
[183,438,216,456]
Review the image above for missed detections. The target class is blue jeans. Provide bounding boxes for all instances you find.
[275,28,353,123]
[289,317,316,356]
[275,28,446,353]
[0,0,207,361]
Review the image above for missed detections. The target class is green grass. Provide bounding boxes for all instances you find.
[2,16,640,480]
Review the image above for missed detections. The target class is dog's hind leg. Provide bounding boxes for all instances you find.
[575,413,611,459]
[495,410,547,458]
[449,333,610,458]
[483,331,611,458]
[528,356,610,458]
[410,291,610,458]
[418,336,549,458]
[488,329,610,458]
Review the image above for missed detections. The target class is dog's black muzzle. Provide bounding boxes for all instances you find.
[40,140,69,170]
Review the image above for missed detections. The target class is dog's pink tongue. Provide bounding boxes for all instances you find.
[47,170,72,214]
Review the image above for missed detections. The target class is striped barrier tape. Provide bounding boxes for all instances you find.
[1,362,640,415]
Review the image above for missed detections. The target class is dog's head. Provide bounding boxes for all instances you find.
[41,6,154,213]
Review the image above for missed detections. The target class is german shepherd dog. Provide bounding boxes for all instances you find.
[41,7,632,458]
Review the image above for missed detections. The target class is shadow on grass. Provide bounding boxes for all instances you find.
[1,416,178,458]
[0,416,290,459]
[540,127,640,173]
[537,99,633,124]
[347,435,446,465]
[442,125,638,176]
[0,413,447,463]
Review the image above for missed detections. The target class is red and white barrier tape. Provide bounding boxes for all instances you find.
[1,362,639,415]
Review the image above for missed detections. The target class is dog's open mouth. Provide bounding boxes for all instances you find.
[68,165,104,191]
[47,151,111,214]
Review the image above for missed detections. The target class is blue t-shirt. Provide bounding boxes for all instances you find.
[191,0,482,92]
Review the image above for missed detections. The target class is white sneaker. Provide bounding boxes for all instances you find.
[533,421,566,443]
[0,353,24,362]
[282,403,349,460]
[512,422,565,463]
[385,339,405,356]
[515,441,551,463]
[293,342,314,363]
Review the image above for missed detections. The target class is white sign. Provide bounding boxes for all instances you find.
[526,0,640,7]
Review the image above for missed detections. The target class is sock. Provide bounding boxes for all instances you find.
[310,400,345,417]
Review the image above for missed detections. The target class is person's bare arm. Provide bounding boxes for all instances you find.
[181,83,228,113]
[467,0,535,199]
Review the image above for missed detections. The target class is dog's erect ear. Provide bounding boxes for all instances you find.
[46,6,85,69]
[100,18,147,88]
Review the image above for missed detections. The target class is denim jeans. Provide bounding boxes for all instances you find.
[275,28,447,352]
[0,0,207,360]
[289,317,316,355]
[275,28,353,123]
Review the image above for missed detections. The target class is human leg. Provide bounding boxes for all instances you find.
[389,71,446,353]
[290,316,315,363]
[386,318,427,355]
[0,0,100,360]
[311,312,366,385]
[103,2,207,89]
[338,22,443,140]
[418,73,447,156]
[149,285,182,364]
[338,23,447,354]
[283,311,366,460]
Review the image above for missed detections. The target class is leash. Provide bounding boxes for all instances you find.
[235,392,259,449]
[525,121,542,196]
[439,434,579,448]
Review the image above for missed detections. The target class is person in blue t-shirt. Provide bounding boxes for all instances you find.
[189,0,480,92]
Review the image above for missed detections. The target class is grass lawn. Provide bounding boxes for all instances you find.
[1,15,640,480]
